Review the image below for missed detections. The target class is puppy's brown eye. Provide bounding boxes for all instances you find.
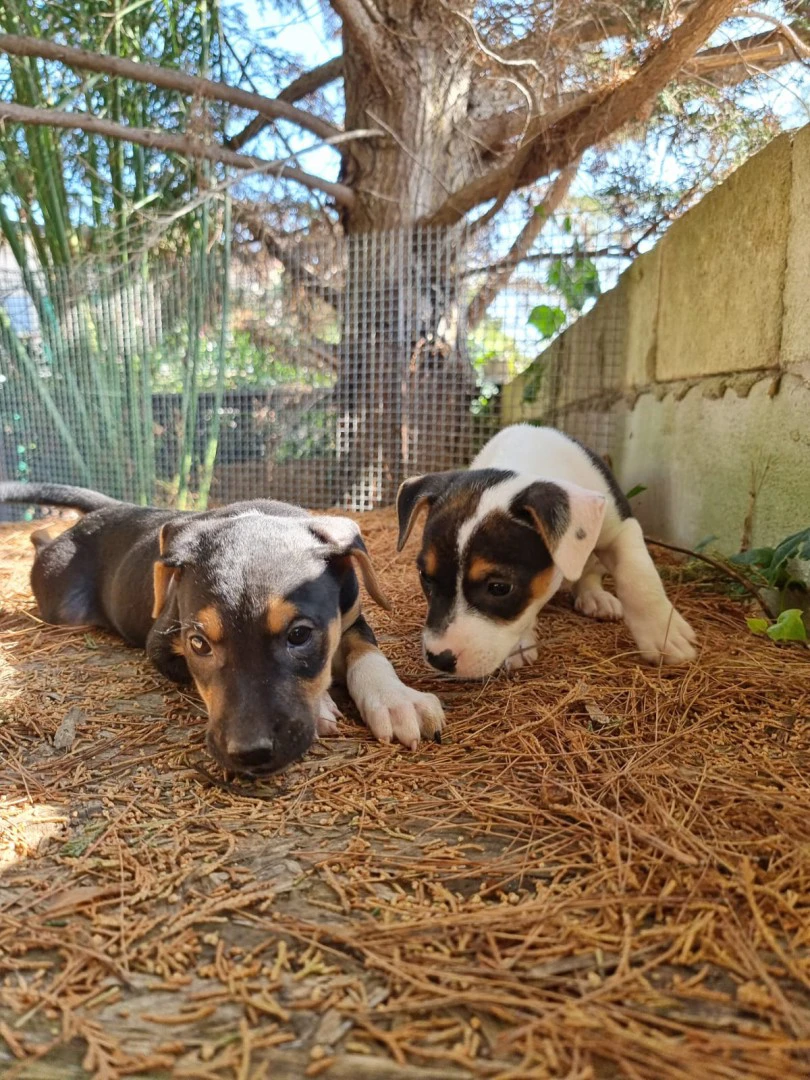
[487,581,513,597]
[419,569,434,592]
[287,624,313,647]
[189,634,212,656]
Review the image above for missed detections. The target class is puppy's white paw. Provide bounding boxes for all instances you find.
[504,632,538,672]
[316,692,342,738]
[628,604,698,665]
[360,681,446,750]
[575,588,623,621]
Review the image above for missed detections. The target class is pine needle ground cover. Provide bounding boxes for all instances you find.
[1,511,809,1080]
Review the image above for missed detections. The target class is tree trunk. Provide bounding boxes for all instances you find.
[334,2,480,506]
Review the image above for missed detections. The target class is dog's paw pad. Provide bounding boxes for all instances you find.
[575,588,623,621]
[504,634,538,672]
[316,693,342,738]
[363,684,446,748]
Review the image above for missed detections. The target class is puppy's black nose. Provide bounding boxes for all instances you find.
[227,739,275,772]
[426,648,456,673]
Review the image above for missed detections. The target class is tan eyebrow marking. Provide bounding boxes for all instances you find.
[197,605,224,643]
[302,618,341,703]
[467,556,498,582]
[423,546,438,576]
[266,596,297,635]
[530,567,557,601]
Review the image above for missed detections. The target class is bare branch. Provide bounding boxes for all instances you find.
[329,0,386,65]
[0,100,356,208]
[470,20,810,161]
[277,55,345,103]
[233,201,344,311]
[466,159,580,330]
[227,56,344,152]
[687,24,810,80]
[424,0,740,227]
[497,3,700,61]
[0,33,340,143]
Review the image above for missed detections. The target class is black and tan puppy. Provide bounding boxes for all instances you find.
[0,483,444,775]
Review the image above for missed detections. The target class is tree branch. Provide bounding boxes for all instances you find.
[423,0,740,227]
[687,24,810,81]
[0,33,341,143]
[469,22,809,166]
[227,56,344,152]
[329,0,386,65]
[502,3,702,56]
[0,100,356,208]
[233,201,344,310]
[466,158,580,330]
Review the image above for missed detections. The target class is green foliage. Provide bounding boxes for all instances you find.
[467,316,524,418]
[275,407,335,462]
[149,328,324,394]
[469,316,532,378]
[625,483,647,500]
[0,0,228,267]
[747,609,808,643]
[528,304,565,339]
[547,250,601,313]
[730,528,810,590]
[730,527,810,642]
[521,362,545,405]
[526,248,602,357]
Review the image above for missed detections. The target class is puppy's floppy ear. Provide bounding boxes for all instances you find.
[152,560,180,619]
[396,471,462,551]
[152,519,194,619]
[308,516,391,612]
[514,480,606,582]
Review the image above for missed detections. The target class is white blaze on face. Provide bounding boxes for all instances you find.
[422,583,561,679]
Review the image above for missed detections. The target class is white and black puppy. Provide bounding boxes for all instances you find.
[396,424,697,678]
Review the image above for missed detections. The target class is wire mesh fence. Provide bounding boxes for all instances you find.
[0,210,631,518]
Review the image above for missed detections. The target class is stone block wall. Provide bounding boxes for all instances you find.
[502,127,810,552]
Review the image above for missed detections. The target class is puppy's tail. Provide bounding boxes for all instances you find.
[0,482,121,514]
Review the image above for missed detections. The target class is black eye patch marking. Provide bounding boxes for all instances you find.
[461,512,556,622]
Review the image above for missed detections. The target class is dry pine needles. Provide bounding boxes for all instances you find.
[1,510,809,1080]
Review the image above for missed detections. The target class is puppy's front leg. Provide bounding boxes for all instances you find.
[334,615,445,749]
[316,692,342,738]
[573,554,623,621]
[598,519,697,665]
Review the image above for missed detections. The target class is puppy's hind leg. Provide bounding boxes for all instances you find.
[573,554,623,621]
[598,519,697,665]
[31,527,53,551]
[334,614,445,750]
[29,530,102,626]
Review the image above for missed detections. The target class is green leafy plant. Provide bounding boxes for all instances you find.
[528,304,566,339]
[547,250,601,312]
[746,609,808,643]
[527,245,603,345]
[730,527,810,641]
[732,528,809,602]
[625,483,647,500]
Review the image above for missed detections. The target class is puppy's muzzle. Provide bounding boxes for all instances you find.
[426,648,457,674]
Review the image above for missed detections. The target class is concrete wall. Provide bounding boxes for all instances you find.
[503,127,810,552]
